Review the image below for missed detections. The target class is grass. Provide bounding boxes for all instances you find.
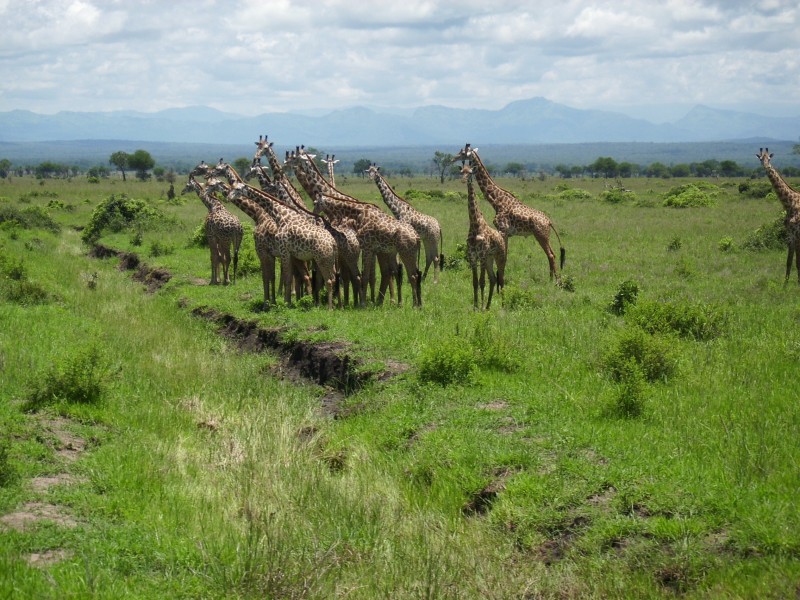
[1,171,799,597]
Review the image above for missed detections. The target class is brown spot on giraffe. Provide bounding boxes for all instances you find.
[453,143,565,282]
[461,162,507,309]
[757,148,800,284]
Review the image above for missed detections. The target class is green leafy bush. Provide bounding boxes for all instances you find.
[601,189,636,204]
[501,285,541,311]
[0,438,15,487]
[189,223,209,248]
[417,337,477,386]
[738,180,773,199]
[81,194,163,243]
[718,237,734,252]
[557,188,593,201]
[609,279,639,315]
[626,299,728,341]
[0,204,60,233]
[470,317,520,373]
[741,214,787,251]
[662,184,717,208]
[0,250,50,305]
[601,327,677,383]
[610,358,647,418]
[22,344,114,412]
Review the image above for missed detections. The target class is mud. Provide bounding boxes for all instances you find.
[90,244,171,292]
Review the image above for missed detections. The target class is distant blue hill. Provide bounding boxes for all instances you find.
[1,97,797,146]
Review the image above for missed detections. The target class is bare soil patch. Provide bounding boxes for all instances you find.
[26,549,73,567]
[0,502,79,531]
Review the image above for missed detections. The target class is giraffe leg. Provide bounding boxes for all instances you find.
[479,261,487,310]
[786,244,794,283]
[486,256,497,310]
[794,239,800,284]
[221,243,231,285]
[471,262,480,309]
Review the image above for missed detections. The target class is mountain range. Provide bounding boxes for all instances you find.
[1,97,798,146]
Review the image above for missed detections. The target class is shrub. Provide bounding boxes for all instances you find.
[235,247,261,277]
[718,237,734,252]
[667,237,682,251]
[610,358,647,418]
[557,188,593,201]
[0,205,60,233]
[81,194,163,244]
[501,285,541,311]
[601,327,677,383]
[738,180,773,199]
[417,337,477,386]
[626,300,728,341]
[0,251,50,305]
[609,279,639,315]
[741,214,787,251]
[557,274,576,292]
[189,223,209,248]
[662,184,717,208]
[601,189,636,204]
[443,242,467,271]
[22,344,114,412]
[148,240,174,257]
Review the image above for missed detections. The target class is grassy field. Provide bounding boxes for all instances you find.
[1,168,799,598]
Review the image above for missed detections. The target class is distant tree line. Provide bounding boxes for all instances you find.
[2,144,800,181]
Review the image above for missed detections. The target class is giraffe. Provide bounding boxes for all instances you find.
[286,148,422,307]
[181,175,243,285]
[246,155,363,308]
[366,163,444,283]
[222,179,338,308]
[757,147,800,283]
[453,143,565,281]
[461,163,506,309]
[200,174,284,308]
[321,154,339,187]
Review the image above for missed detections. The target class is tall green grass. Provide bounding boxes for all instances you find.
[1,172,799,597]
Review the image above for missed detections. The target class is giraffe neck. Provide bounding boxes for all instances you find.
[373,171,411,219]
[327,163,336,187]
[316,194,363,224]
[239,185,299,227]
[466,176,486,232]
[227,192,266,224]
[219,164,244,187]
[764,164,800,212]
[470,154,510,211]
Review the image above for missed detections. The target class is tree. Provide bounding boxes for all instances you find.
[719,160,742,177]
[233,157,250,176]
[670,163,691,177]
[555,164,572,178]
[793,138,800,155]
[432,151,454,184]
[0,159,11,179]
[128,149,155,181]
[352,158,371,177]
[505,162,525,178]
[591,156,618,178]
[109,151,130,181]
[645,162,670,178]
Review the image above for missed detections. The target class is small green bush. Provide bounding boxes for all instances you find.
[741,214,787,251]
[663,184,717,208]
[417,337,477,386]
[609,280,639,315]
[601,327,677,383]
[189,223,209,248]
[470,317,521,373]
[148,240,174,257]
[557,188,593,201]
[601,189,636,204]
[667,237,682,251]
[22,344,114,412]
[718,237,734,252]
[738,180,773,199]
[236,247,261,277]
[610,358,647,418]
[626,299,728,341]
[501,285,541,311]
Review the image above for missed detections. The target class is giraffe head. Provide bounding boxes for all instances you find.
[181,175,200,196]
[203,176,230,198]
[756,147,774,168]
[452,143,478,164]
[189,161,212,178]
[225,181,248,204]
[459,161,474,183]
[365,163,380,181]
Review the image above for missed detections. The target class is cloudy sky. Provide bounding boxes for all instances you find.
[1,0,798,122]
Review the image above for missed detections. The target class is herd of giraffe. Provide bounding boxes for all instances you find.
[181,139,800,311]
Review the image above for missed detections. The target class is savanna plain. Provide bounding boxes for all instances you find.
[1,165,799,598]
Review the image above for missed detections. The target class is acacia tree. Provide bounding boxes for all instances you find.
[432,151,454,183]
[352,158,371,177]
[128,149,155,181]
[109,151,130,181]
[0,159,11,179]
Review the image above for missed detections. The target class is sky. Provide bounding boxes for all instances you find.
[1,0,798,122]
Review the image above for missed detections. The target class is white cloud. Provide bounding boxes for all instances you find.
[0,0,797,119]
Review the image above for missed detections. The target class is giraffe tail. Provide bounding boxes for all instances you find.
[439,228,445,271]
[551,223,566,270]
[233,249,239,284]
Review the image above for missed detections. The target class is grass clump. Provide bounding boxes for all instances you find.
[0,204,61,233]
[663,183,718,208]
[22,344,115,412]
[0,437,16,487]
[738,180,773,198]
[626,299,728,341]
[501,285,541,310]
[609,357,648,418]
[0,249,50,305]
[557,188,593,201]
